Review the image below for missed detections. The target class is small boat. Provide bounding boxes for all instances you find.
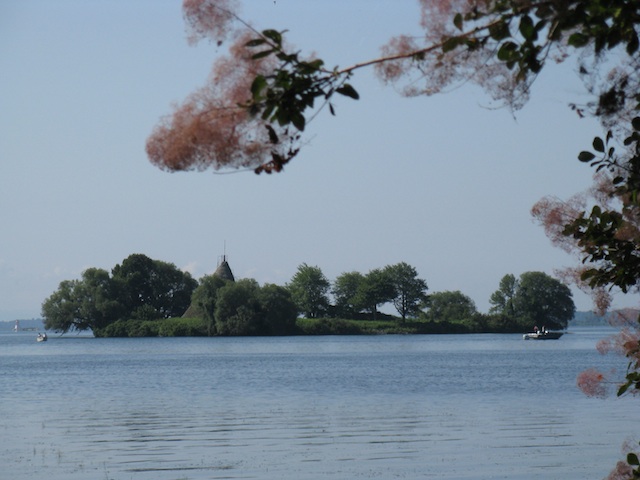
[36,333,48,342]
[523,331,563,340]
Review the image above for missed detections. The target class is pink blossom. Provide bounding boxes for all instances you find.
[183,0,240,45]
[605,461,633,480]
[577,368,607,398]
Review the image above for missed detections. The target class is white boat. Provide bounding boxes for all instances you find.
[523,331,563,340]
[36,333,48,342]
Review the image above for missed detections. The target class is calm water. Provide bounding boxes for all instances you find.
[0,328,637,480]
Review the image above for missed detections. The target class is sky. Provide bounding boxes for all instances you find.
[1,0,635,322]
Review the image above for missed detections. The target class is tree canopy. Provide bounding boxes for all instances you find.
[112,253,198,320]
[425,290,478,323]
[354,268,397,321]
[190,273,228,335]
[287,263,330,318]
[41,269,119,334]
[489,272,575,329]
[515,271,576,329]
[384,262,428,322]
[332,271,366,318]
[214,279,263,335]
[41,254,575,338]
[331,263,428,321]
[489,273,518,316]
[42,254,197,334]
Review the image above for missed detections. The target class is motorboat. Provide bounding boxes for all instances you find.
[36,333,48,342]
[523,331,563,340]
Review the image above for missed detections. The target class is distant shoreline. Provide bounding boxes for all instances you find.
[0,311,620,336]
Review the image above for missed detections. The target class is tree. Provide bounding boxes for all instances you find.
[425,290,477,323]
[512,271,575,330]
[214,279,264,335]
[190,274,229,335]
[287,263,330,318]
[42,279,85,333]
[214,279,298,335]
[42,268,121,333]
[489,273,518,316]
[355,268,396,321]
[257,283,298,335]
[384,262,428,322]
[332,271,365,318]
[42,254,198,334]
[74,267,123,330]
[489,272,576,330]
[112,253,198,320]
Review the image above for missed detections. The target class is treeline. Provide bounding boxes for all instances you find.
[41,254,576,337]
[41,254,198,335]
[101,278,297,337]
[287,264,574,334]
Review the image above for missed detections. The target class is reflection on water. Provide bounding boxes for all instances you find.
[1,329,636,479]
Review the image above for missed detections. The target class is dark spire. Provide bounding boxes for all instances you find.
[213,255,235,282]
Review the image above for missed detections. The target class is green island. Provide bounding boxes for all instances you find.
[42,253,575,338]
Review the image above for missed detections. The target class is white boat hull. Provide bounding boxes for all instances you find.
[523,332,563,340]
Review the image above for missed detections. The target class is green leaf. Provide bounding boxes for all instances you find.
[245,38,266,48]
[464,38,481,51]
[252,49,274,60]
[626,32,639,55]
[489,21,510,41]
[304,59,324,71]
[336,83,360,100]
[632,117,640,131]
[593,137,605,152]
[291,111,306,131]
[519,15,535,41]
[276,51,297,63]
[275,108,290,126]
[627,453,639,466]
[568,32,589,48]
[261,29,282,46]
[265,125,279,144]
[578,151,596,162]
[442,37,461,53]
[250,75,267,100]
[453,13,463,31]
[497,42,518,61]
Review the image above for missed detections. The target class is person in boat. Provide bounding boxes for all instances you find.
[533,326,539,333]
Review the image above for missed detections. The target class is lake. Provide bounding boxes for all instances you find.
[0,328,636,479]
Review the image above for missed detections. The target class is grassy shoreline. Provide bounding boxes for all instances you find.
[92,315,533,337]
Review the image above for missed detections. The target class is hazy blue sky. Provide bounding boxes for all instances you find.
[1,1,630,321]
